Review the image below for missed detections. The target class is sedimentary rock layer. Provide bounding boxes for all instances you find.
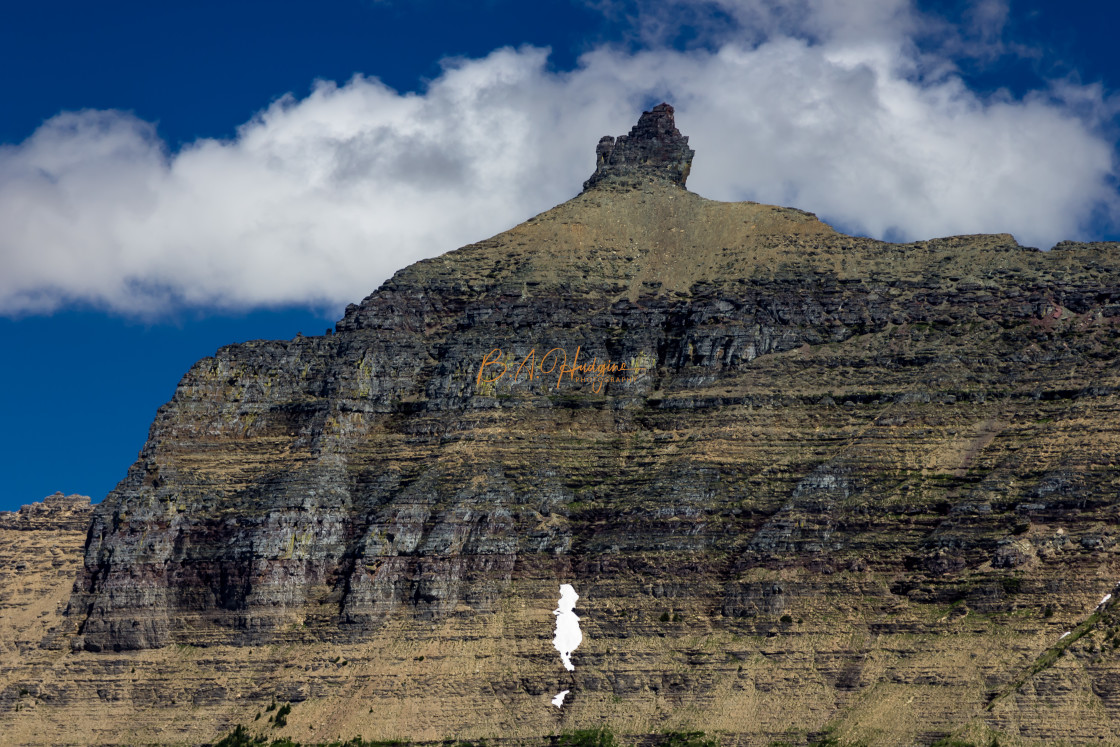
[3,106,1120,746]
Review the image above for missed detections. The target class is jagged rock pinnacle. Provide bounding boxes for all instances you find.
[582,103,695,192]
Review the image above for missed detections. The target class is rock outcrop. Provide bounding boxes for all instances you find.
[4,106,1120,746]
[0,493,92,732]
[583,103,694,191]
[0,493,91,532]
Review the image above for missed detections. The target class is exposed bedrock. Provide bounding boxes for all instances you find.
[36,104,1120,745]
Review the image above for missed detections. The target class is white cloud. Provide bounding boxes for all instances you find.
[0,48,625,315]
[0,0,1117,315]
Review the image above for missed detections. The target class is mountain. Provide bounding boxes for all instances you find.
[4,104,1120,746]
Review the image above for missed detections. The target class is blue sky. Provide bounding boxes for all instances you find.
[2,0,1119,512]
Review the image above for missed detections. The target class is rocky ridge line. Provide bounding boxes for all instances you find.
[0,493,92,532]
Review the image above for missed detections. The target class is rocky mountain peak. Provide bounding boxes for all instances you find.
[21,103,1120,746]
[582,102,695,191]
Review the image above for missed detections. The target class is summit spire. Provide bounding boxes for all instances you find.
[582,103,695,192]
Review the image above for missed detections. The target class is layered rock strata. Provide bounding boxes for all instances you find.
[583,103,694,191]
[3,106,1120,745]
[0,494,92,735]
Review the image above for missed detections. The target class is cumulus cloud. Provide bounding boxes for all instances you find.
[0,49,625,314]
[0,0,1117,315]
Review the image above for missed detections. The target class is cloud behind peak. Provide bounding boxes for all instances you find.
[1,4,1117,316]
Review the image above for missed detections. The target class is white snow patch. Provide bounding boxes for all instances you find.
[1099,593,1112,608]
[1060,631,1071,639]
[552,690,570,708]
[553,583,582,672]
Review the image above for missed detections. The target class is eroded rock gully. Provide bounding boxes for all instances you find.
[4,105,1120,745]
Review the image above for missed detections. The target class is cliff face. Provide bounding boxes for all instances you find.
[0,495,92,732]
[6,106,1120,745]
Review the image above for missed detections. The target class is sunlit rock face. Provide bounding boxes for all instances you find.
[40,104,1120,745]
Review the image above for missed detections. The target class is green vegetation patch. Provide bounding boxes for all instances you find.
[658,731,720,747]
[213,725,410,747]
[557,728,619,747]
